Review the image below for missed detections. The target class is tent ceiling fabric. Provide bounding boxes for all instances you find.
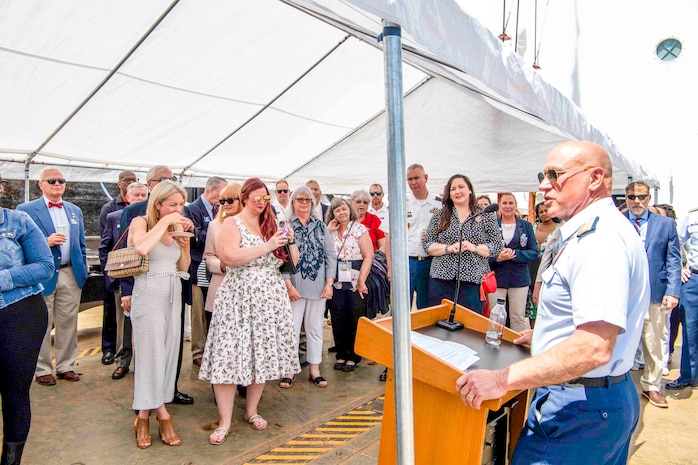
[0,0,654,191]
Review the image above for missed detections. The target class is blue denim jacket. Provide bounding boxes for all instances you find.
[0,208,55,308]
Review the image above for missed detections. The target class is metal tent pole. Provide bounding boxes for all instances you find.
[382,20,415,465]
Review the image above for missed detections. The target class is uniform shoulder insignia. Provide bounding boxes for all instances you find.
[577,217,599,238]
[690,207,698,213]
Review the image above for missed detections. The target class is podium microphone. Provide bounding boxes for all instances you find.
[436,203,499,331]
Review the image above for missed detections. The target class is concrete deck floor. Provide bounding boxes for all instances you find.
[5,306,698,465]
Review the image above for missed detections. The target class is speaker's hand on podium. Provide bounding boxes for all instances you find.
[513,329,533,346]
[456,369,508,410]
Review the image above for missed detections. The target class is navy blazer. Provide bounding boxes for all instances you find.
[185,196,214,284]
[626,211,681,303]
[99,209,124,293]
[489,218,539,288]
[16,198,88,295]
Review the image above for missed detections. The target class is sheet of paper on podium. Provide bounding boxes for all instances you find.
[410,331,480,371]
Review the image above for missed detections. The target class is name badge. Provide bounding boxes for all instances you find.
[338,260,352,283]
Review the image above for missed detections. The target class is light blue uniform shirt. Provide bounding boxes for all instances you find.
[678,209,698,269]
[533,198,650,377]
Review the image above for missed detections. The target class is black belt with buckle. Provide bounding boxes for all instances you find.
[59,263,71,269]
[564,372,627,388]
[690,267,698,274]
[408,256,431,261]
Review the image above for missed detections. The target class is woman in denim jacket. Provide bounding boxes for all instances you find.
[0,205,54,465]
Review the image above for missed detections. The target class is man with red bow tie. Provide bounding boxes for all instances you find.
[17,167,87,386]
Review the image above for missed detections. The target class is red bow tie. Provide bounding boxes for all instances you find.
[49,202,63,209]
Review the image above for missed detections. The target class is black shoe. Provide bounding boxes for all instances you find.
[101,351,115,365]
[342,362,358,372]
[665,380,698,390]
[172,391,194,405]
[333,361,346,370]
[236,385,247,399]
[379,368,388,382]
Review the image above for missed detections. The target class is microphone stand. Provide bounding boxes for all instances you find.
[436,218,466,331]
[436,203,498,331]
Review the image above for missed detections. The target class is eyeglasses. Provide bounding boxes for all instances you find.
[121,177,138,183]
[251,195,272,203]
[353,200,369,205]
[538,166,595,184]
[276,189,289,194]
[294,198,313,203]
[370,191,383,196]
[626,194,649,201]
[219,197,239,205]
[148,176,177,183]
[43,178,66,185]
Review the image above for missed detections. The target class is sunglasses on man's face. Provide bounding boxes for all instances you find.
[219,197,239,205]
[43,178,66,185]
[276,189,289,194]
[626,194,649,201]
[149,176,177,183]
[370,191,383,196]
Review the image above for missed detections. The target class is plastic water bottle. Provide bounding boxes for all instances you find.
[486,298,507,346]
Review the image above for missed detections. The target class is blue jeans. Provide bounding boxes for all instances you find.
[678,272,698,383]
[512,373,638,465]
[409,257,432,309]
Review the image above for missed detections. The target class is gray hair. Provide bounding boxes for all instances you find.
[286,185,320,220]
[351,189,370,203]
[205,176,227,191]
[145,165,172,182]
[126,182,148,195]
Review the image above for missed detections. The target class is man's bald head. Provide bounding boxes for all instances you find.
[540,141,613,221]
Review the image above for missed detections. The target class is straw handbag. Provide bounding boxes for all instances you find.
[104,227,149,278]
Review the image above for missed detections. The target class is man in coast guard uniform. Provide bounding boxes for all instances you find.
[406,164,440,309]
[456,141,649,464]
[666,207,698,389]
[17,167,88,386]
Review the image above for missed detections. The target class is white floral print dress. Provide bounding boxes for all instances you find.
[199,217,300,385]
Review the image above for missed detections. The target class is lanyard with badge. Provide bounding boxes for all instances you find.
[335,222,355,288]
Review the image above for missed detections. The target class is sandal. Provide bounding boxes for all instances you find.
[157,417,181,446]
[343,361,358,372]
[134,416,152,449]
[209,427,229,445]
[309,375,328,387]
[279,377,294,389]
[333,360,346,370]
[246,414,268,431]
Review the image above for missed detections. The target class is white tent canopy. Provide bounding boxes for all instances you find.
[0,0,655,192]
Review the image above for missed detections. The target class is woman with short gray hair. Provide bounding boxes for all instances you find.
[279,186,337,387]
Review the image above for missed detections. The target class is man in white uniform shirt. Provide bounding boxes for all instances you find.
[368,183,389,234]
[406,164,440,309]
[456,142,649,464]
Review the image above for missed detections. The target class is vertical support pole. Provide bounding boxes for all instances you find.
[382,20,415,465]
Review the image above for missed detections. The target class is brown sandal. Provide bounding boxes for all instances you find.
[134,416,152,449]
[157,417,181,446]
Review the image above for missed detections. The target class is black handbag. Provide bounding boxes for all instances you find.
[279,244,297,274]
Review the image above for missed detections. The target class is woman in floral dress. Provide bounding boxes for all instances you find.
[199,178,299,445]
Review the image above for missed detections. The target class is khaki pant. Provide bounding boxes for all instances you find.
[36,267,82,376]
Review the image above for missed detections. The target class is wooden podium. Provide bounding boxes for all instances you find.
[355,300,531,465]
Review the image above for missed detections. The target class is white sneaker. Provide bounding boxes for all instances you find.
[663,367,670,376]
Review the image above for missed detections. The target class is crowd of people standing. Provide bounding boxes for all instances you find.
[2,143,698,463]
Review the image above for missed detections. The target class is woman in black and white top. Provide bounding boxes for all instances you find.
[422,174,502,314]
